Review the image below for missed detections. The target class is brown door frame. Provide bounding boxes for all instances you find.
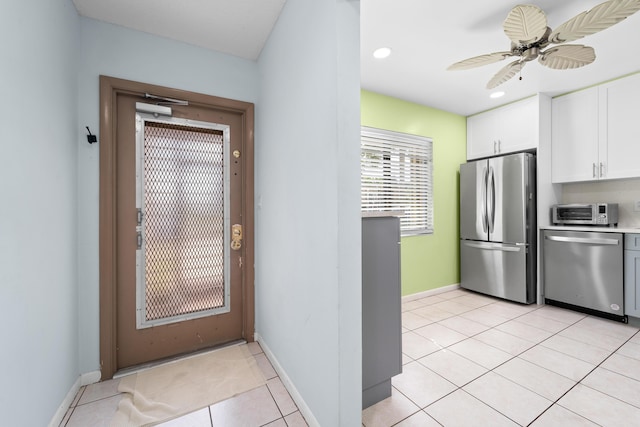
[99,75,255,380]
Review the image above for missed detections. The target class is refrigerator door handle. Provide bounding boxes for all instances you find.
[487,166,496,234]
[462,241,522,252]
[481,166,488,233]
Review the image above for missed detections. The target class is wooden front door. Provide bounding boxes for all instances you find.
[99,76,254,378]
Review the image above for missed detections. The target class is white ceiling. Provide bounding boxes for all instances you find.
[362,0,640,116]
[72,0,640,116]
[71,0,286,60]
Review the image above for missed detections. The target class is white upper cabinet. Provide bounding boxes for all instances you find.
[467,97,538,160]
[552,73,640,183]
[551,87,600,183]
[603,73,640,180]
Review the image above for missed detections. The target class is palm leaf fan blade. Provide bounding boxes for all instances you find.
[503,4,548,44]
[486,60,524,89]
[447,52,513,70]
[539,45,596,69]
[549,0,640,44]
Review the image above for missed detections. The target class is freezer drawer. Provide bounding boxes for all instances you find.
[543,230,624,319]
[460,240,535,304]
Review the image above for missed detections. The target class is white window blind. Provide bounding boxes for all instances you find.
[361,126,434,236]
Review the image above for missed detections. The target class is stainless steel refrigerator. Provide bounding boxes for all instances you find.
[459,152,536,304]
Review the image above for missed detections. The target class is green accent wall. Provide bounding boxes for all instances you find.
[361,90,467,296]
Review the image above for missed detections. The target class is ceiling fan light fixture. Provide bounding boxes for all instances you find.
[373,47,392,59]
[490,91,505,99]
[446,0,640,89]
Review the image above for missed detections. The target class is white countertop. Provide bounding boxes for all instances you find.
[362,211,404,218]
[541,225,640,234]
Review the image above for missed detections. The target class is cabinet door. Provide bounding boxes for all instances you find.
[467,110,499,160]
[468,97,539,160]
[499,97,537,154]
[625,235,640,317]
[362,216,402,406]
[602,73,640,180]
[551,87,599,183]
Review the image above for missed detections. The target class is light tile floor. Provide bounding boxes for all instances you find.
[60,288,640,426]
[60,342,308,427]
[363,288,640,426]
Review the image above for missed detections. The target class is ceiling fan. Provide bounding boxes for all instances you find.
[447,0,640,89]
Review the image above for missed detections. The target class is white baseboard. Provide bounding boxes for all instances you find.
[255,334,320,427]
[48,376,81,427]
[48,370,101,427]
[401,283,460,303]
[81,370,101,386]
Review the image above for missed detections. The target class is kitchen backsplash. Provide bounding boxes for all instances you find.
[562,178,640,228]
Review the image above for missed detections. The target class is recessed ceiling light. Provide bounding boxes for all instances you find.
[490,91,505,99]
[373,47,392,59]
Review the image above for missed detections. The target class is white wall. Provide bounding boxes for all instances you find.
[0,1,80,424]
[0,2,361,423]
[256,0,362,425]
[562,178,640,228]
[76,18,260,373]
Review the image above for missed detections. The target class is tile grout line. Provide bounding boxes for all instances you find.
[60,386,87,427]
[390,291,640,426]
[509,317,640,424]
[523,320,640,424]
[400,294,637,426]
[523,332,630,427]
[388,406,443,427]
[263,376,290,425]
[384,385,443,427]
[398,297,526,425]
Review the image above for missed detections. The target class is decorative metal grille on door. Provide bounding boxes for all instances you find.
[135,116,231,328]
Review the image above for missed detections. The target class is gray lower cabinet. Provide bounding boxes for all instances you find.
[625,234,640,317]
[362,216,402,409]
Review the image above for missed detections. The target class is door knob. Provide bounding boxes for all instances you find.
[231,224,243,250]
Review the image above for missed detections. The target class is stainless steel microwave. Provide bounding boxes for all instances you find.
[552,203,619,226]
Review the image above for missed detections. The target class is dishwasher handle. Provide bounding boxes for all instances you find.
[545,235,619,246]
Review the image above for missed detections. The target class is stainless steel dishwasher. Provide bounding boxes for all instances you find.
[543,229,625,322]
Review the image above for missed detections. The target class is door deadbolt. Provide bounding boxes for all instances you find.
[231,224,243,250]
[233,150,241,158]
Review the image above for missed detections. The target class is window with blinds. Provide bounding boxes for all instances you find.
[361,126,434,236]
